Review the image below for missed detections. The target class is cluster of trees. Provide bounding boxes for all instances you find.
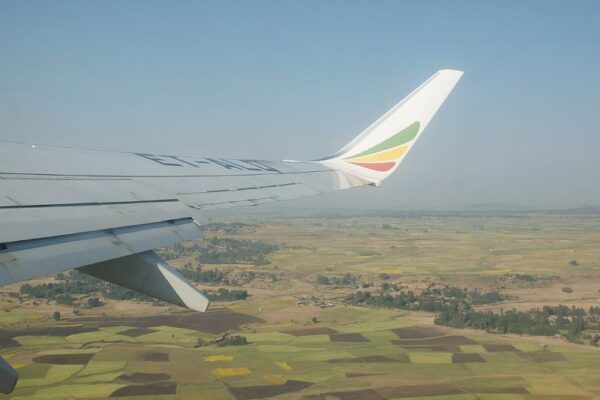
[346,290,457,313]
[434,304,597,342]
[158,234,277,266]
[197,237,278,265]
[86,297,104,308]
[346,284,599,343]
[18,271,151,305]
[20,265,254,307]
[470,289,507,305]
[218,335,248,347]
[345,286,507,313]
[589,334,600,346]
[316,273,359,287]
[238,270,279,284]
[205,288,248,302]
[19,282,69,300]
[203,222,254,235]
[179,263,279,287]
[157,243,192,260]
[179,264,226,284]
[435,307,555,335]
[427,286,508,305]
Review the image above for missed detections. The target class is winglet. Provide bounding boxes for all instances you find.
[320,70,463,185]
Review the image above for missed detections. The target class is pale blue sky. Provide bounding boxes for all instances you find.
[1,1,599,209]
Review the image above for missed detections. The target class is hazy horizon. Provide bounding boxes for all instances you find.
[1,1,599,209]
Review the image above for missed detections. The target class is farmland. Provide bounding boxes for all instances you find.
[1,210,600,399]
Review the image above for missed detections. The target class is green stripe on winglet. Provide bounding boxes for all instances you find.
[347,121,420,159]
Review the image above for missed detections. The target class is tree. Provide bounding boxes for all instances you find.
[569,260,579,267]
[205,288,248,302]
[56,294,74,305]
[567,316,585,341]
[316,275,330,285]
[87,297,104,308]
[52,311,61,321]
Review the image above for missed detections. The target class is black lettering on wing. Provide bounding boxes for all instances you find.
[135,153,182,167]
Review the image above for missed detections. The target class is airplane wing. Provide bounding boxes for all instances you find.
[0,69,462,393]
[0,69,462,309]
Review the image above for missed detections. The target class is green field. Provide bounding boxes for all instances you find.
[2,303,600,399]
[1,212,600,399]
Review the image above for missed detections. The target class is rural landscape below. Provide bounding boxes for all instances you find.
[1,209,600,399]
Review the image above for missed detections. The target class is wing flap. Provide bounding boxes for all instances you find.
[0,218,202,286]
[79,251,210,312]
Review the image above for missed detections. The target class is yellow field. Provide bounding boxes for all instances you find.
[211,367,252,378]
[206,355,234,362]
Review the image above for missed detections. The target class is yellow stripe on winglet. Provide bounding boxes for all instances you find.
[347,145,408,163]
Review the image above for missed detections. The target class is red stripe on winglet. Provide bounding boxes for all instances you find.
[349,162,396,172]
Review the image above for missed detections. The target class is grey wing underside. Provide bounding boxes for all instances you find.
[0,142,365,291]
